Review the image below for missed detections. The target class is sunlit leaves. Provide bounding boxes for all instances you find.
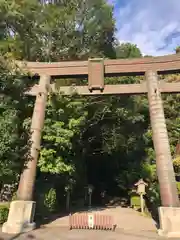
[38,94,87,177]
[39,149,75,174]
[0,58,33,184]
[0,0,115,60]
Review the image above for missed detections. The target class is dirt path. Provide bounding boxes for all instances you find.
[1,207,169,240]
[45,206,157,232]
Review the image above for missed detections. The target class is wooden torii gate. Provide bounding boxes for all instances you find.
[2,54,180,238]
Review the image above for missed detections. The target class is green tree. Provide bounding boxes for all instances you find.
[115,43,142,59]
[0,57,34,186]
[1,0,116,60]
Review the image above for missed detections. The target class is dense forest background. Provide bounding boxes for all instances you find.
[0,0,180,217]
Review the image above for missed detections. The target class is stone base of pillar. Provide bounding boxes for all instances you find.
[158,206,180,238]
[2,200,36,234]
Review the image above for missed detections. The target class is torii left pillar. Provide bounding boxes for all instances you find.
[2,75,51,234]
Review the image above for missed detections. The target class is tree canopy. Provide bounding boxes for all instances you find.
[0,58,34,185]
[0,0,116,60]
[115,43,142,59]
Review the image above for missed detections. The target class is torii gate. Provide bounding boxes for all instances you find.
[2,54,180,238]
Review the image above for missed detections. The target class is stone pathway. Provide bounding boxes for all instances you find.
[44,206,157,232]
[0,206,173,240]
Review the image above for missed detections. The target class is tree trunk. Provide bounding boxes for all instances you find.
[17,75,51,201]
[146,70,179,207]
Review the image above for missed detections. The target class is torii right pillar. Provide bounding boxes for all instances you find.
[146,70,180,238]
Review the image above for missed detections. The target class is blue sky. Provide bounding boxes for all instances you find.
[108,0,180,56]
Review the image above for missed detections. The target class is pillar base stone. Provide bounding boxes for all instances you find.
[158,206,180,238]
[2,200,36,234]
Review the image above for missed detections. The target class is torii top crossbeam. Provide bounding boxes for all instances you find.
[18,54,180,76]
[17,54,180,96]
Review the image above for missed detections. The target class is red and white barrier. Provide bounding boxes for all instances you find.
[69,213,116,231]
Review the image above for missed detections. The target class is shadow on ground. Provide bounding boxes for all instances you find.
[0,233,36,240]
[35,197,129,228]
[0,201,158,240]
[35,205,108,228]
[144,195,160,229]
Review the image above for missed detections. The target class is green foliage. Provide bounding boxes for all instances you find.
[0,58,34,184]
[39,73,180,200]
[35,184,58,218]
[39,94,87,178]
[0,203,9,224]
[115,43,142,59]
[0,0,116,200]
[173,156,180,174]
[0,0,116,60]
[147,182,161,207]
[44,188,57,213]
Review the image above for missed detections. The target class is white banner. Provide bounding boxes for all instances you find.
[88,214,94,228]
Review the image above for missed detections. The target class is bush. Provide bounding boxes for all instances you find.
[0,203,9,224]
[35,187,57,219]
[44,188,57,213]
[147,182,160,207]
